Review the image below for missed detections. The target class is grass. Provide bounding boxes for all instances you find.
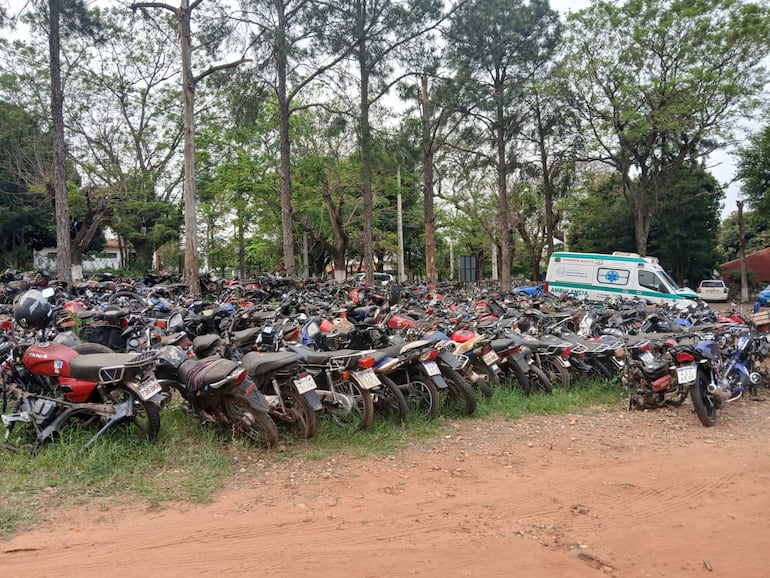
[0,377,623,539]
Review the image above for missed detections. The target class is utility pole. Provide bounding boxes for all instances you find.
[738,201,749,303]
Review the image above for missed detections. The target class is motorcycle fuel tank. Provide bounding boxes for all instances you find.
[22,341,77,378]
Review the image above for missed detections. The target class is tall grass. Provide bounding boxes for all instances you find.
[0,378,623,538]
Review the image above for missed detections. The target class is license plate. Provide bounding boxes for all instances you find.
[293,374,317,394]
[354,369,381,390]
[137,379,161,401]
[676,365,697,385]
[640,351,655,364]
[423,361,441,376]
[482,351,499,365]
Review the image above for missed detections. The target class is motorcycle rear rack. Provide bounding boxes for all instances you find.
[97,351,159,384]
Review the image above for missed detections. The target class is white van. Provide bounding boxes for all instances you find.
[545,251,698,304]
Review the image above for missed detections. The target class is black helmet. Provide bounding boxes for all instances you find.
[14,289,54,330]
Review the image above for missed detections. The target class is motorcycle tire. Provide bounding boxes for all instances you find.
[107,291,147,312]
[222,394,280,447]
[323,379,374,431]
[109,385,161,441]
[376,375,408,425]
[277,387,318,440]
[690,367,717,427]
[72,342,115,355]
[589,358,615,380]
[538,356,571,391]
[441,367,477,416]
[469,359,496,397]
[395,370,440,420]
[527,365,553,395]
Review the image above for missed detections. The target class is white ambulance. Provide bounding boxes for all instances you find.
[544,251,698,304]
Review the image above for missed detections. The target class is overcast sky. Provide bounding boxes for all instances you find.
[0,0,749,219]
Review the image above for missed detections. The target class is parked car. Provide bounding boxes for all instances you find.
[351,272,395,287]
[757,284,770,307]
[697,279,729,302]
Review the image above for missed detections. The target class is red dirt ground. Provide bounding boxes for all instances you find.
[2,398,770,577]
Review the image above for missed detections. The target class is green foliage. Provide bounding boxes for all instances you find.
[717,210,770,263]
[737,120,770,214]
[568,165,723,283]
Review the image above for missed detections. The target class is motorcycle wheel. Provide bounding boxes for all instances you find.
[589,358,615,380]
[375,375,408,425]
[107,291,147,312]
[109,386,161,441]
[72,342,114,355]
[527,366,553,395]
[440,367,477,416]
[690,367,717,427]
[397,371,440,420]
[223,394,280,448]
[539,357,571,391]
[323,379,374,431]
[469,359,496,398]
[277,388,318,439]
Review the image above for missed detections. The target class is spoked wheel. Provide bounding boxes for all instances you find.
[690,367,717,427]
[375,376,408,425]
[108,386,161,441]
[398,372,440,420]
[440,367,477,416]
[223,394,280,447]
[276,388,318,439]
[538,356,571,391]
[323,379,374,431]
[527,366,553,395]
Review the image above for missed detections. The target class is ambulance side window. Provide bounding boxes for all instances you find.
[638,270,664,292]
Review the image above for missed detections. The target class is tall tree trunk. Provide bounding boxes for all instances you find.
[179,1,200,296]
[496,96,511,290]
[421,75,436,283]
[358,49,374,286]
[275,0,295,275]
[49,0,72,286]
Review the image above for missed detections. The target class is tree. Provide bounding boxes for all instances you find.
[446,0,561,290]
[737,120,770,214]
[321,0,444,285]
[561,0,770,256]
[130,0,250,296]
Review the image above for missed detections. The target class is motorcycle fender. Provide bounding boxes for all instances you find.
[239,378,271,414]
[438,349,461,369]
[430,373,448,390]
[508,354,531,374]
[301,388,323,411]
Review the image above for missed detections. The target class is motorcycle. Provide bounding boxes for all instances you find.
[154,345,279,447]
[1,339,164,451]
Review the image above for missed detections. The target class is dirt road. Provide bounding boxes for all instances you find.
[3,397,770,577]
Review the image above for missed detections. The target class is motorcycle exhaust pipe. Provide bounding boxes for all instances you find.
[706,383,733,400]
[468,370,489,383]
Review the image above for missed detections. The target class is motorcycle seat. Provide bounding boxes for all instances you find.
[242,351,304,376]
[233,327,260,346]
[69,352,150,382]
[179,356,239,388]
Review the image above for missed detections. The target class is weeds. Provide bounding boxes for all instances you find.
[0,378,623,538]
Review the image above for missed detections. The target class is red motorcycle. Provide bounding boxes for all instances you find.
[1,290,165,451]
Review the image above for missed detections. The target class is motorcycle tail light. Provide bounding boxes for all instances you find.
[342,370,350,380]
[420,349,438,362]
[561,347,572,357]
[664,338,677,349]
[676,352,695,364]
[358,356,375,369]
[639,343,650,352]
[232,369,248,385]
